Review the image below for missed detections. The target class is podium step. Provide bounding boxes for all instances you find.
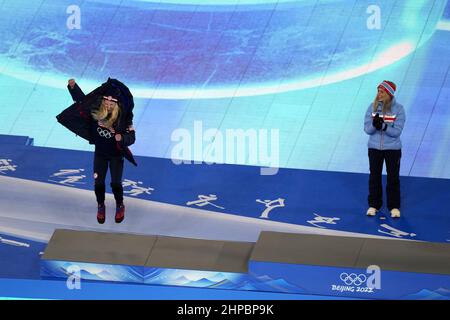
[249,232,450,299]
[41,229,450,299]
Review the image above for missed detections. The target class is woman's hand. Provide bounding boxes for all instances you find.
[115,134,122,141]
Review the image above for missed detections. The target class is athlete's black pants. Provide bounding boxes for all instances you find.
[93,154,124,205]
[368,148,401,210]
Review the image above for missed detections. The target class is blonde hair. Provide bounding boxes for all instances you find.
[372,93,392,114]
[91,99,120,128]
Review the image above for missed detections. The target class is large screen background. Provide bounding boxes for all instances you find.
[1,0,450,178]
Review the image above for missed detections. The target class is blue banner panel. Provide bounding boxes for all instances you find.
[249,261,450,300]
[41,260,145,284]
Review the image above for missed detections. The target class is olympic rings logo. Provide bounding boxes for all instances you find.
[339,273,367,286]
[97,127,113,139]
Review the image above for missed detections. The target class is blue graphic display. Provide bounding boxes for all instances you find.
[41,260,144,283]
[1,1,450,300]
[2,0,444,97]
[1,0,450,177]
[248,261,450,299]
[40,245,450,299]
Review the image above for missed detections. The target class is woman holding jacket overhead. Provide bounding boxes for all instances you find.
[57,78,137,224]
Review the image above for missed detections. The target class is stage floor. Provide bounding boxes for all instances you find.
[1,141,450,299]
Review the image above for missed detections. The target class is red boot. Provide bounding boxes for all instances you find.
[97,203,106,224]
[115,203,125,223]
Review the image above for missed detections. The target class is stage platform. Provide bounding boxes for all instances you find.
[1,137,450,243]
[41,229,450,299]
[1,135,450,300]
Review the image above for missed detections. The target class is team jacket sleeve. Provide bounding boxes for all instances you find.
[67,83,86,103]
[120,126,136,147]
[384,104,406,138]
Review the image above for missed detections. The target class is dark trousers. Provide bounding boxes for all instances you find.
[94,154,124,205]
[368,148,401,210]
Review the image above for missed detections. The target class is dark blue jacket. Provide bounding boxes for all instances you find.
[56,78,137,166]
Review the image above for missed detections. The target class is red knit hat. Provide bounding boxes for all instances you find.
[378,80,396,98]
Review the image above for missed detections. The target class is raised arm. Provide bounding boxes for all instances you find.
[67,79,86,103]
